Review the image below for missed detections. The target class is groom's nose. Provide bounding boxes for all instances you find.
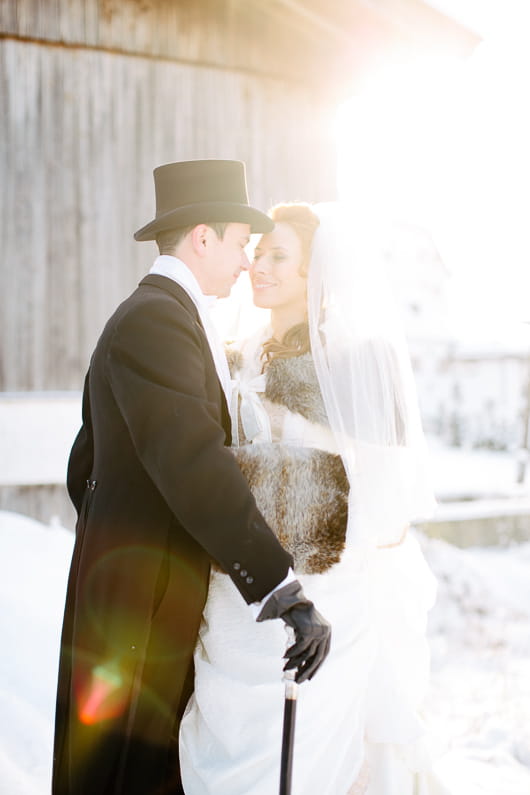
[240,251,250,270]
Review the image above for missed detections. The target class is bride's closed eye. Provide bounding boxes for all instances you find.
[252,250,288,264]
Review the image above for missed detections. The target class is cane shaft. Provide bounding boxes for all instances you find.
[279,689,297,795]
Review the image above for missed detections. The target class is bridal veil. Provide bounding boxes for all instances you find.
[307,202,435,548]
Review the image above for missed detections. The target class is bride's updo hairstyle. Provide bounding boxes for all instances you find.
[261,202,320,366]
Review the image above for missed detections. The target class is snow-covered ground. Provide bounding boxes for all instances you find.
[420,534,530,794]
[0,394,81,486]
[0,513,72,795]
[426,436,528,502]
[1,504,530,794]
[1,408,529,794]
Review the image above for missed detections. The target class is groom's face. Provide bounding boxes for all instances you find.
[203,222,251,297]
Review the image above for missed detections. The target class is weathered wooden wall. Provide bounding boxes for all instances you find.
[0,0,477,75]
[0,0,376,87]
[1,1,339,392]
[0,0,478,392]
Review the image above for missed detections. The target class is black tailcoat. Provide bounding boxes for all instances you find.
[53,275,292,794]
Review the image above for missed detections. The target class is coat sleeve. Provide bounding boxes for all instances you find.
[104,295,293,604]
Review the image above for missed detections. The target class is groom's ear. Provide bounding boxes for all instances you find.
[190,224,212,258]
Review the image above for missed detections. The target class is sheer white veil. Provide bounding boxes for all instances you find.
[307,202,435,548]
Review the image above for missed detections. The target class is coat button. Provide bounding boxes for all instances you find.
[240,569,248,578]
[233,562,241,571]
[246,576,254,585]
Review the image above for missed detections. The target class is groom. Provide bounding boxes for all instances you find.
[53,160,330,795]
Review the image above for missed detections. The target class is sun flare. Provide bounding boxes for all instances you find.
[334,43,530,329]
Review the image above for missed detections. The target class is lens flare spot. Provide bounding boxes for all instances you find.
[77,662,128,726]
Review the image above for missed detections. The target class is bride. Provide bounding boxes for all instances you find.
[179,202,443,794]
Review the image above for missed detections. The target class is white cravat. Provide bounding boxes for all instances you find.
[149,256,233,407]
[229,372,272,447]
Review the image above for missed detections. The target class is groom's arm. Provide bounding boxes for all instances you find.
[105,291,293,604]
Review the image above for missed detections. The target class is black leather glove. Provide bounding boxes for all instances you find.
[257,580,331,683]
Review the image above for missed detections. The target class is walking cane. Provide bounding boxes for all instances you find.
[279,628,298,795]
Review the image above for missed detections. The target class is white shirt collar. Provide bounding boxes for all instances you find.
[149,255,217,310]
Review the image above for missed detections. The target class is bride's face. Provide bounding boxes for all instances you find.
[250,222,307,315]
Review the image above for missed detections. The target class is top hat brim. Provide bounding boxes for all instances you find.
[134,201,273,241]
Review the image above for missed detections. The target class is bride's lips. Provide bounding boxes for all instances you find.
[252,281,277,290]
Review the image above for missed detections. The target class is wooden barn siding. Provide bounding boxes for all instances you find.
[0,0,353,88]
[1,36,336,391]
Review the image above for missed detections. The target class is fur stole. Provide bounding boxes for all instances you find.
[228,349,349,575]
[227,349,328,427]
[234,443,348,574]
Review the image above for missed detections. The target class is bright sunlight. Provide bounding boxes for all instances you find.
[334,37,530,334]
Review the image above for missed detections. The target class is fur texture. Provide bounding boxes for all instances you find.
[227,348,328,426]
[226,347,244,375]
[233,443,348,574]
[225,347,348,573]
[265,355,328,425]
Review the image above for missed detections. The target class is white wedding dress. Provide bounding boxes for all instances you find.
[179,332,443,795]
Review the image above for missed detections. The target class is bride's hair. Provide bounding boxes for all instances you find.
[261,202,320,367]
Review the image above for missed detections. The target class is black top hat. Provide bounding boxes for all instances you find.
[134,159,273,241]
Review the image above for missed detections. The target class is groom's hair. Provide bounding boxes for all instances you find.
[156,222,228,254]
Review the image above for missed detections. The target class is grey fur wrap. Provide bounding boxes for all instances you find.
[229,351,349,574]
[234,443,348,574]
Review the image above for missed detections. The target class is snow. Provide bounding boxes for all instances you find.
[2,502,530,794]
[0,513,73,795]
[2,401,530,794]
[0,394,81,486]
[421,535,530,793]
[426,437,525,502]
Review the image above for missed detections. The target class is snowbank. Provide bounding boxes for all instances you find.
[426,437,524,501]
[0,513,73,794]
[420,534,530,794]
[0,394,81,486]
[1,511,530,794]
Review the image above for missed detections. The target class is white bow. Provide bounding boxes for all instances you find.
[230,373,271,447]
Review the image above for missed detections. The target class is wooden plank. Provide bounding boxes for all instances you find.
[1,0,479,81]
[0,0,17,32]
[0,0,379,90]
